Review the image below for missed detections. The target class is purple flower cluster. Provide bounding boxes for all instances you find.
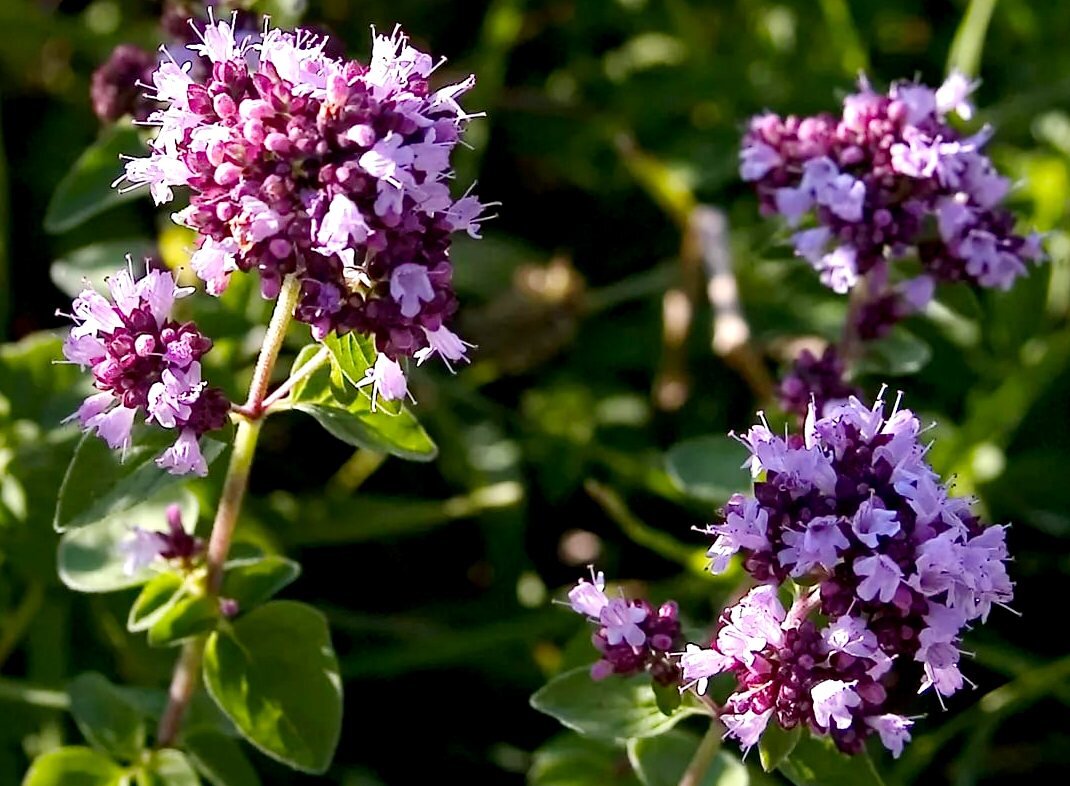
[680,586,909,756]
[741,73,1044,337]
[120,503,204,575]
[119,16,487,405]
[778,346,860,423]
[62,266,230,476]
[91,44,158,123]
[567,569,683,685]
[90,3,263,124]
[689,391,1013,755]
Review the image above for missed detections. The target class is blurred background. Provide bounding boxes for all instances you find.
[1,0,1069,783]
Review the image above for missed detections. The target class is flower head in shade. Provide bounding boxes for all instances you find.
[117,17,487,396]
[564,570,683,684]
[741,73,1044,337]
[61,265,230,475]
[778,346,861,424]
[119,504,203,575]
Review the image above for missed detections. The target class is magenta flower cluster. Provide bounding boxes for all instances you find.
[568,569,683,685]
[741,73,1044,339]
[62,267,230,476]
[564,390,1013,760]
[686,391,1013,756]
[118,17,485,405]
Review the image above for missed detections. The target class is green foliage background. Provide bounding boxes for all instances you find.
[1,0,1068,782]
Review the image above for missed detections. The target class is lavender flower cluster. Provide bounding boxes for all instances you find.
[568,569,683,686]
[741,73,1044,339]
[566,391,1013,760]
[691,391,1012,755]
[119,16,486,404]
[62,267,229,476]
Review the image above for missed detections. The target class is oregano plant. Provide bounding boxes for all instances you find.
[28,8,488,783]
[533,69,1036,785]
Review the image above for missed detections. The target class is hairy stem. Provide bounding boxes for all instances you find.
[261,345,330,411]
[156,274,299,747]
[679,720,723,786]
[246,275,302,416]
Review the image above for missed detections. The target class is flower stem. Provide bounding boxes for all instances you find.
[246,274,302,417]
[261,345,330,411]
[156,273,299,747]
[679,720,723,786]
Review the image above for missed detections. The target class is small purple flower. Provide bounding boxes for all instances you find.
[854,554,903,603]
[721,709,774,752]
[567,568,608,618]
[866,714,913,758]
[851,498,900,548]
[811,679,861,730]
[680,643,730,694]
[779,516,849,576]
[119,504,203,575]
[600,598,648,647]
[356,354,409,409]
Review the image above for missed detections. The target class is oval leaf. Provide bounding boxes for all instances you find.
[69,673,146,762]
[51,240,156,298]
[854,328,931,377]
[529,733,640,786]
[287,343,437,461]
[128,573,186,632]
[22,747,127,786]
[777,733,885,786]
[202,601,342,774]
[136,750,199,786]
[147,593,219,647]
[184,730,262,786]
[530,667,703,742]
[758,723,802,773]
[44,125,146,234]
[58,491,198,593]
[665,436,746,503]
[219,556,301,611]
[55,428,224,532]
[627,731,751,786]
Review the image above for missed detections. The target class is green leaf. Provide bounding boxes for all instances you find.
[627,731,751,786]
[128,573,186,632]
[184,730,262,786]
[652,681,681,717]
[219,556,301,610]
[530,667,703,742]
[202,601,342,774]
[147,594,219,647]
[135,750,200,786]
[777,733,885,786]
[320,332,378,395]
[44,125,146,234]
[57,491,198,593]
[51,240,156,298]
[69,673,146,762]
[286,342,437,461]
[55,429,225,532]
[529,734,640,786]
[947,0,998,78]
[854,328,931,377]
[758,723,802,773]
[21,747,128,786]
[665,436,746,503]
